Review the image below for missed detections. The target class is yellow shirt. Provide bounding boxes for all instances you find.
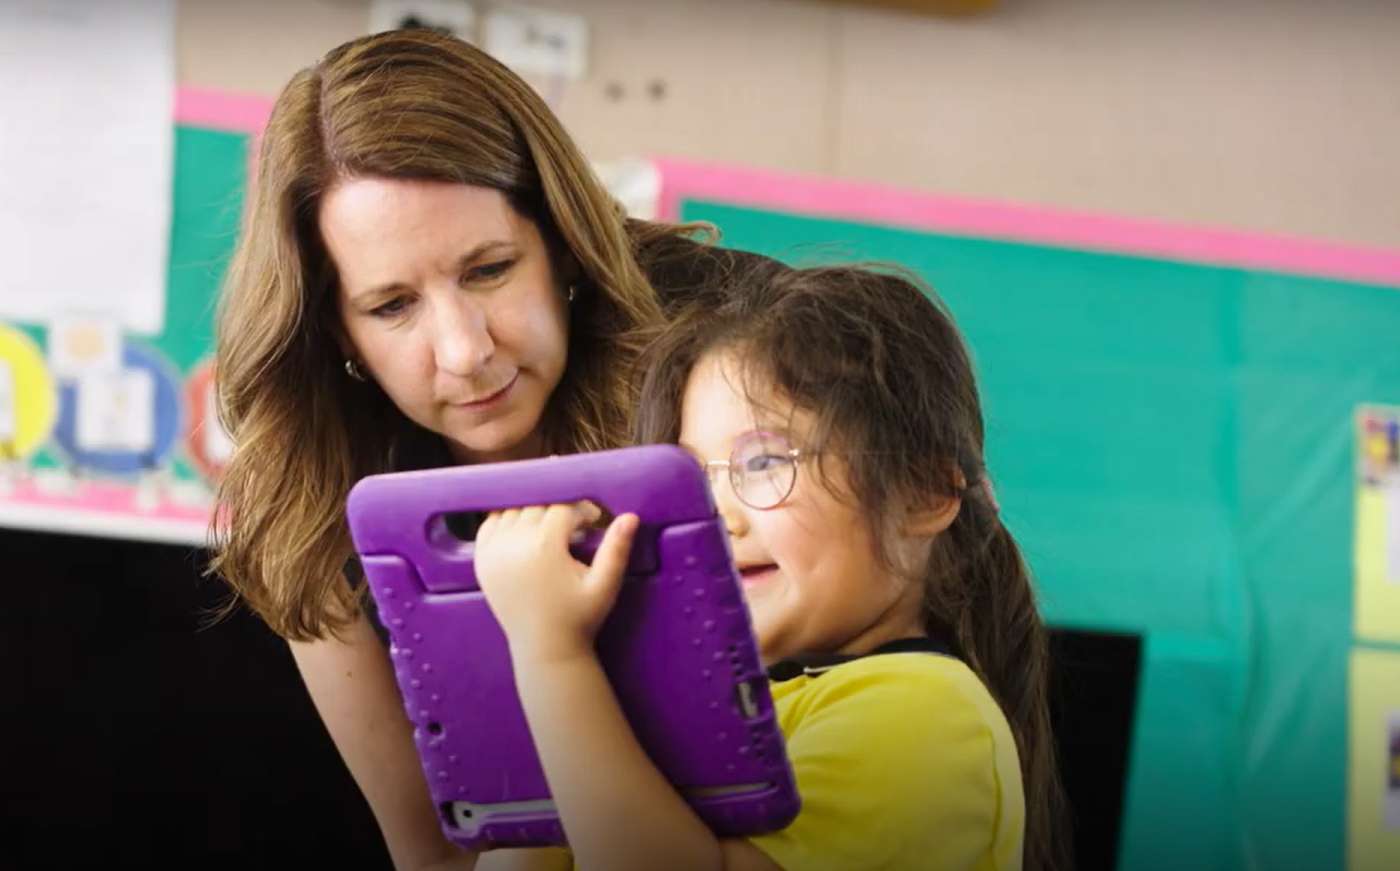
[749,651,1025,871]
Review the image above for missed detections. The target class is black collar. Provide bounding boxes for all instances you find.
[766,635,956,683]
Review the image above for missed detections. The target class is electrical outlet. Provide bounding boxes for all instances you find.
[482,5,587,80]
[370,0,475,39]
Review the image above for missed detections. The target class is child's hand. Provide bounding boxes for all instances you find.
[475,504,639,665]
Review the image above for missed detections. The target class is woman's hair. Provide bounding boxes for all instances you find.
[635,264,1070,871]
[212,29,716,640]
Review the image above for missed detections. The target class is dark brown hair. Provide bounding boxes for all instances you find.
[635,264,1070,871]
[212,28,717,640]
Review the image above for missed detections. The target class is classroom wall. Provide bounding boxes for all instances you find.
[175,0,1400,248]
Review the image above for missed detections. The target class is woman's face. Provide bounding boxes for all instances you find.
[321,177,570,464]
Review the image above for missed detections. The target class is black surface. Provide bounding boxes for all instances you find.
[1,527,391,869]
[2,526,1141,869]
[1050,627,1143,870]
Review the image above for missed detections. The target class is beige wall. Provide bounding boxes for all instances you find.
[176,0,1400,248]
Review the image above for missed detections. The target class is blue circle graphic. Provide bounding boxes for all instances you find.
[51,340,183,476]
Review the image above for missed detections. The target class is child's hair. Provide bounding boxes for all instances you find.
[635,263,1070,871]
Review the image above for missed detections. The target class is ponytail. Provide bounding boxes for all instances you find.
[936,486,1071,871]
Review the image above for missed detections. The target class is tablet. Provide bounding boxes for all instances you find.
[346,444,800,850]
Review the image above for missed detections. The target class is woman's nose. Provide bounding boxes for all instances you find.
[431,297,495,376]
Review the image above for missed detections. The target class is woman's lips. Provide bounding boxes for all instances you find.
[452,373,517,410]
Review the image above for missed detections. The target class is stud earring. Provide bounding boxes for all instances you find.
[345,359,367,381]
[566,284,577,304]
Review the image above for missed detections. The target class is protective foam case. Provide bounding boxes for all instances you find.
[346,445,800,850]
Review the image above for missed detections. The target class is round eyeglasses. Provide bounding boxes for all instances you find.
[700,431,806,511]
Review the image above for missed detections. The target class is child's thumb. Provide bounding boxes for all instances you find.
[584,513,639,602]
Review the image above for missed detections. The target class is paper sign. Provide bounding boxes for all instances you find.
[48,318,121,379]
[0,0,174,334]
[76,369,155,453]
[595,159,661,220]
[1357,406,1400,643]
[1389,490,1400,587]
[203,384,234,464]
[0,359,15,445]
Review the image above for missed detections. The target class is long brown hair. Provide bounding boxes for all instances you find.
[635,265,1070,871]
[212,29,709,640]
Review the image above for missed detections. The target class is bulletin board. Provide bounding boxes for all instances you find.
[0,90,261,545]
[4,87,1400,870]
[653,157,1400,871]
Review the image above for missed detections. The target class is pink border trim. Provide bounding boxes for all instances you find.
[174,86,272,135]
[654,157,1400,287]
[4,480,209,523]
[165,91,1400,286]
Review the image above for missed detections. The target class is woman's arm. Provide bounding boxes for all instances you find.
[290,608,575,871]
[288,609,473,871]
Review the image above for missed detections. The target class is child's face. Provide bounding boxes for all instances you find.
[679,351,927,664]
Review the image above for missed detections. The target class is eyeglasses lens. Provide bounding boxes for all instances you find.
[731,434,797,510]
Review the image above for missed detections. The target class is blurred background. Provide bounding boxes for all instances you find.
[2,1,1399,868]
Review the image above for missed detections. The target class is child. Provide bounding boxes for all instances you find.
[474,265,1067,871]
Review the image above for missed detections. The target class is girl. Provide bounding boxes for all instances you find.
[475,265,1069,870]
[211,28,776,870]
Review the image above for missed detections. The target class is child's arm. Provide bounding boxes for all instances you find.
[475,505,781,871]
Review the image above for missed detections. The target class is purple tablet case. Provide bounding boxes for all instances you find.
[346,444,800,850]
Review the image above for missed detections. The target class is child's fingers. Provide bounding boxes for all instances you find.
[583,514,639,600]
[574,500,603,526]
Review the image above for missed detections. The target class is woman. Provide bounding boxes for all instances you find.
[212,28,772,870]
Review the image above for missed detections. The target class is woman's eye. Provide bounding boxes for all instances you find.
[466,260,514,282]
[370,297,410,318]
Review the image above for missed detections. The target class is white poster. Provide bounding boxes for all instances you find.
[76,369,156,453]
[0,0,175,335]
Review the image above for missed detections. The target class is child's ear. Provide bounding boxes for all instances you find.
[901,464,966,537]
[901,493,961,538]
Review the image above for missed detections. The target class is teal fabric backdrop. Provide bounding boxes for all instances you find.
[680,200,1400,870]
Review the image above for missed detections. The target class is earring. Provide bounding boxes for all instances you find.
[566,284,577,304]
[345,359,367,381]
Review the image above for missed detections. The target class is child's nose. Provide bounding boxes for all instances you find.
[432,298,494,376]
[713,478,750,539]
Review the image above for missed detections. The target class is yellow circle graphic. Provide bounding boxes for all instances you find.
[0,323,58,460]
